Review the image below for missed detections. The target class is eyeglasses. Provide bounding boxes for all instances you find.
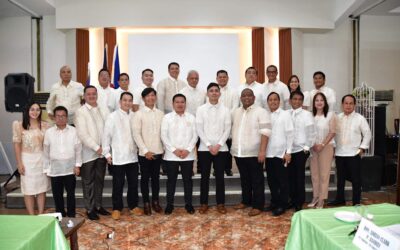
[266,71,277,74]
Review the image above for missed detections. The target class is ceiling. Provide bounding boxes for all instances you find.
[0,0,398,21]
[0,0,54,18]
[357,0,400,16]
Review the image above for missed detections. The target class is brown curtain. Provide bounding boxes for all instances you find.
[104,28,116,73]
[279,29,292,85]
[76,29,89,85]
[252,28,265,83]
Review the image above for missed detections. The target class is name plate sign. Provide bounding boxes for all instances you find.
[353,218,400,250]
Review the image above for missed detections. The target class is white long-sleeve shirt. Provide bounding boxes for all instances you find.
[309,86,337,112]
[231,105,272,157]
[102,109,138,165]
[132,106,164,156]
[43,125,82,177]
[289,107,316,153]
[207,85,239,114]
[266,108,294,158]
[196,102,231,152]
[46,81,84,124]
[237,81,267,108]
[74,103,109,163]
[335,111,372,156]
[108,87,131,112]
[161,111,198,161]
[132,83,153,109]
[265,80,290,110]
[179,85,206,116]
[97,85,114,112]
[157,77,187,113]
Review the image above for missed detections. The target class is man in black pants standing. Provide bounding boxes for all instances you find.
[196,83,231,214]
[161,94,198,215]
[287,91,316,211]
[328,94,371,206]
[231,89,271,216]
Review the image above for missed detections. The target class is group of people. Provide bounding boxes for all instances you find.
[12,62,372,220]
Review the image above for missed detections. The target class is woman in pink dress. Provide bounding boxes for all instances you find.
[13,102,50,214]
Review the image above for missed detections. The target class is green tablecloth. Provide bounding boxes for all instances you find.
[0,215,69,250]
[285,203,400,250]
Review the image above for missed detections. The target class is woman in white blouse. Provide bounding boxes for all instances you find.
[309,93,336,208]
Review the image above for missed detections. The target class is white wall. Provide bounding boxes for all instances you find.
[115,28,252,88]
[56,0,336,29]
[291,29,304,84]
[42,15,76,90]
[89,28,104,88]
[264,28,280,81]
[0,16,32,173]
[295,20,354,111]
[359,15,400,134]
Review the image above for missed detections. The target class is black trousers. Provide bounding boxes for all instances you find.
[111,163,139,211]
[196,139,201,172]
[234,157,265,210]
[139,155,162,203]
[266,157,289,208]
[199,151,227,205]
[335,155,362,204]
[80,158,107,212]
[225,139,232,172]
[287,151,309,207]
[51,174,76,217]
[165,160,194,206]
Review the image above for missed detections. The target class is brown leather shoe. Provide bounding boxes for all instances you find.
[234,203,247,209]
[248,208,262,216]
[130,207,144,216]
[144,202,152,215]
[198,204,209,214]
[217,204,227,214]
[152,200,162,213]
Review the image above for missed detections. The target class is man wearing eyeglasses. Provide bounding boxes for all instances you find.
[265,65,290,110]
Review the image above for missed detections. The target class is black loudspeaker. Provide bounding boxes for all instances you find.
[4,73,35,112]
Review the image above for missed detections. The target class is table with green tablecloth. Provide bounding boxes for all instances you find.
[0,215,69,250]
[286,203,400,250]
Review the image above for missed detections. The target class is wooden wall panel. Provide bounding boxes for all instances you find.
[76,29,89,85]
[252,28,265,83]
[279,28,292,85]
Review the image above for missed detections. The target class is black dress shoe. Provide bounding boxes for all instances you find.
[67,212,76,218]
[164,204,174,215]
[185,204,195,214]
[272,207,286,216]
[327,200,346,206]
[294,205,302,212]
[225,170,233,176]
[87,211,99,220]
[263,204,277,212]
[286,202,295,210]
[97,207,111,215]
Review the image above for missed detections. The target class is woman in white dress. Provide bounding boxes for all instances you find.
[13,102,50,214]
